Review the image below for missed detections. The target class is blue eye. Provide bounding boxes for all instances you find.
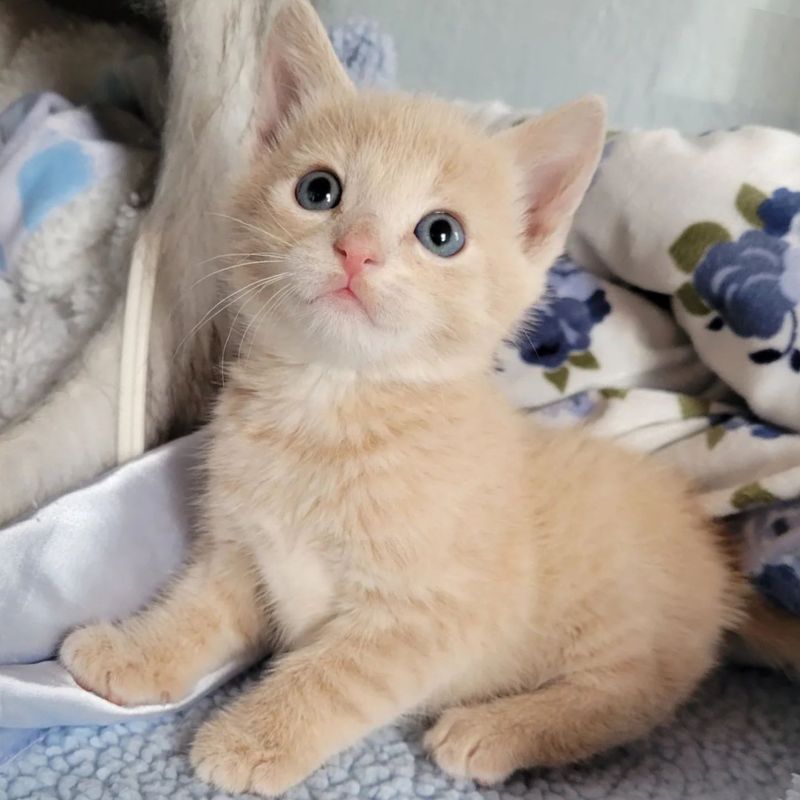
[296,170,342,211]
[414,212,465,257]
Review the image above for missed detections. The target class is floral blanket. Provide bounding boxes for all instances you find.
[493,124,800,616]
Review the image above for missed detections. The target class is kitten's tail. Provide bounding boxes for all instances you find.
[728,590,800,677]
[716,528,800,676]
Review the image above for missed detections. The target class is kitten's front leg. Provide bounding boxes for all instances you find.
[190,612,453,796]
[60,537,268,706]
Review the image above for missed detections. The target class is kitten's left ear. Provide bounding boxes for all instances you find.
[497,96,607,245]
[259,0,355,142]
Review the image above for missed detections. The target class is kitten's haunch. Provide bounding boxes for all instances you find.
[60,0,755,795]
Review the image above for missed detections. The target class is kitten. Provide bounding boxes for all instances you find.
[60,0,745,794]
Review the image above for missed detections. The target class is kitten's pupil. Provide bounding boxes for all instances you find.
[430,218,453,246]
[308,176,332,205]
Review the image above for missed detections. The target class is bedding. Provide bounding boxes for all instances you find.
[495,121,800,615]
[2,3,800,798]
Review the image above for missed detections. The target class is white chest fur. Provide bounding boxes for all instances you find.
[254,531,336,647]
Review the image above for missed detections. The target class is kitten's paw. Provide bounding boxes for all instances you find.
[190,711,312,797]
[59,623,185,707]
[424,706,517,785]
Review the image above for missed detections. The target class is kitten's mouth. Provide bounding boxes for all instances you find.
[315,283,374,323]
[331,287,360,303]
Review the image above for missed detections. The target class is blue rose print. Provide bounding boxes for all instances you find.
[754,564,800,616]
[694,231,792,339]
[733,500,800,616]
[758,188,800,237]
[512,258,611,370]
[692,187,800,370]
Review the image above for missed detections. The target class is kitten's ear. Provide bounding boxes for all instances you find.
[497,96,607,245]
[259,0,355,142]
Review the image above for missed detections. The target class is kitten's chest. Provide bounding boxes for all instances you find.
[211,375,461,644]
[226,432,392,646]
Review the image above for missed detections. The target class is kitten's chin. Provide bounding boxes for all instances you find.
[245,294,491,379]
[248,318,493,385]
[246,307,409,371]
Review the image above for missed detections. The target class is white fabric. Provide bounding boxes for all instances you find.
[0,433,224,731]
[570,126,800,431]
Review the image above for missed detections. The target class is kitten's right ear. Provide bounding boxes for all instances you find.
[259,0,355,143]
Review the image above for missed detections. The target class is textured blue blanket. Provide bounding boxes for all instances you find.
[2,666,799,800]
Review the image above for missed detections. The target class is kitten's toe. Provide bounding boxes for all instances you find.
[191,712,310,797]
[424,706,517,785]
[59,623,183,707]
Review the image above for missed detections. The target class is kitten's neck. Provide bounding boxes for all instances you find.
[228,355,488,444]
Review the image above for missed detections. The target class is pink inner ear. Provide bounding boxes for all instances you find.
[501,97,606,246]
[259,50,298,146]
[256,1,356,149]
[523,157,584,242]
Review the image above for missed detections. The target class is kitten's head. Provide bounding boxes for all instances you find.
[228,0,606,379]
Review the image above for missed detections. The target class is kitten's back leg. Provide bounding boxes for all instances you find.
[425,664,688,784]
[60,536,269,706]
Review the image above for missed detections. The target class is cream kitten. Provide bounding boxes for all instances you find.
[60,0,746,795]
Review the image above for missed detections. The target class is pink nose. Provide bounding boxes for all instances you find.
[333,231,383,279]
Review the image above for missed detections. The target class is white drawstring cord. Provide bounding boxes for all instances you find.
[116,224,160,464]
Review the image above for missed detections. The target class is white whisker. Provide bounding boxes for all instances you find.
[173,274,289,359]
[240,283,296,363]
[207,212,295,249]
[195,251,286,266]
[189,261,288,291]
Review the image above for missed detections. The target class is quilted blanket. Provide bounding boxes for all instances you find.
[493,123,800,616]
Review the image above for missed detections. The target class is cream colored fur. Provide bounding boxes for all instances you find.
[61,1,745,795]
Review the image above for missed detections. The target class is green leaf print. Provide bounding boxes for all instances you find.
[669,222,732,273]
[600,387,629,400]
[706,425,726,450]
[731,483,778,511]
[568,351,600,370]
[678,395,711,419]
[544,367,569,393]
[675,282,711,316]
[735,184,768,228]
